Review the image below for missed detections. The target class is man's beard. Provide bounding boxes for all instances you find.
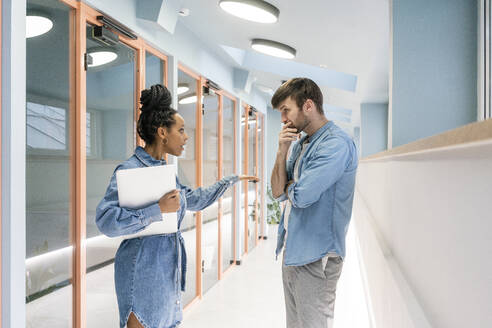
[294,113,310,133]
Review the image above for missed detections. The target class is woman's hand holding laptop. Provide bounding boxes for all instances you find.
[158,189,180,213]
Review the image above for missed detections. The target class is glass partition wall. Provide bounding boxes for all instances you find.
[26,0,74,325]
[258,114,265,239]
[177,68,200,305]
[24,2,260,325]
[247,110,258,252]
[241,105,248,254]
[202,87,220,293]
[85,24,137,325]
[241,105,263,254]
[221,95,236,273]
[25,1,171,325]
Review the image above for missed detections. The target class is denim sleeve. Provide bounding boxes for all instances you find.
[181,175,239,211]
[287,137,350,209]
[95,170,162,237]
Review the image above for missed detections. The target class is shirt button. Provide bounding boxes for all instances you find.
[176,300,180,305]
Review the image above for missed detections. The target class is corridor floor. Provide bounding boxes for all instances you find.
[181,225,285,328]
[180,223,370,328]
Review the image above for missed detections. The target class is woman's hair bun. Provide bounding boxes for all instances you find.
[137,84,178,145]
[139,84,172,112]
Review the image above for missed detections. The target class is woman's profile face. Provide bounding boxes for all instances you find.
[163,113,188,157]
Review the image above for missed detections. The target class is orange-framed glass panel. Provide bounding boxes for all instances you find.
[201,86,220,293]
[145,45,168,87]
[144,49,167,154]
[247,111,258,252]
[241,104,249,254]
[84,21,139,325]
[25,1,173,326]
[25,0,75,325]
[31,2,260,326]
[259,114,265,238]
[220,95,236,273]
[145,51,165,88]
[177,67,200,305]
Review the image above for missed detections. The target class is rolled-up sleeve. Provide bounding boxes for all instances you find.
[274,193,288,202]
[95,169,162,237]
[182,175,239,211]
[287,137,350,209]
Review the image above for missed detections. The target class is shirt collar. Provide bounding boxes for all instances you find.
[300,121,334,145]
[134,146,167,167]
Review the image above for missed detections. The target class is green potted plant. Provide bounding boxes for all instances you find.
[266,185,281,224]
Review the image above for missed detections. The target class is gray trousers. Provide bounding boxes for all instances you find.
[282,256,344,328]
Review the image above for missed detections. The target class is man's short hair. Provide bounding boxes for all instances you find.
[271,78,324,115]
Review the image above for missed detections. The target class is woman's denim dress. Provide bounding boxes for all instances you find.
[95,146,238,328]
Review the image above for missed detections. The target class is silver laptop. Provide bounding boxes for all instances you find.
[116,164,178,238]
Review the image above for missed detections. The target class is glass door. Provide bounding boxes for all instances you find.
[247,111,258,252]
[202,87,220,293]
[25,0,75,325]
[241,105,248,254]
[85,23,137,326]
[258,114,265,238]
[177,68,199,305]
[221,96,236,272]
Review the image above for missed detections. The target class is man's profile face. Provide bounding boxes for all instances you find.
[278,96,308,133]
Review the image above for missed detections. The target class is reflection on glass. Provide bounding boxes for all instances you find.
[145,52,164,87]
[85,25,136,325]
[26,0,73,325]
[248,112,258,252]
[221,97,235,272]
[202,92,219,294]
[177,69,198,305]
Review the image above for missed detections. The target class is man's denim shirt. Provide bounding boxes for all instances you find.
[275,121,358,266]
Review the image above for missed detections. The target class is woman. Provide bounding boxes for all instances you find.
[96,84,256,328]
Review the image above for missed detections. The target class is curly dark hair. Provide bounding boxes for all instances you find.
[137,84,177,145]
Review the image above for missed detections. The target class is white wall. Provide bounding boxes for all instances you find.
[2,0,27,326]
[354,139,492,328]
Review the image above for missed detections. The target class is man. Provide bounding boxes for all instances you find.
[270,78,358,328]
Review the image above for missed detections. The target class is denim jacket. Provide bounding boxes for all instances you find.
[275,121,358,266]
[96,146,239,291]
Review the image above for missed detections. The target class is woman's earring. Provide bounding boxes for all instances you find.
[163,138,168,145]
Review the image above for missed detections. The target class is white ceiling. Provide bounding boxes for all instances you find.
[176,0,390,128]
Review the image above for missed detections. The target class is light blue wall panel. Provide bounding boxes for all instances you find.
[361,103,388,157]
[392,0,477,147]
